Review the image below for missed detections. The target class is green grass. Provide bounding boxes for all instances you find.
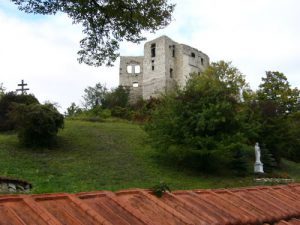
[0,120,298,194]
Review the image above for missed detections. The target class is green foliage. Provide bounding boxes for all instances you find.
[12,0,175,66]
[151,182,171,197]
[82,83,108,109]
[283,112,300,162]
[260,145,277,173]
[145,62,256,174]
[255,71,300,165]
[257,71,300,115]
[0,83,5,99]
[0,120,278,193]
[206,61,250,101]
[102,86,130,109]
[80,84,130,120]
[0,92,39,131]
[111,106,132,120]
[231,147,249,177]
[131,97,161,122]
[10,103,64,147]
[65,102,82,117]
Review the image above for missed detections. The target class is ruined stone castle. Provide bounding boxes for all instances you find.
[119,36,210,102]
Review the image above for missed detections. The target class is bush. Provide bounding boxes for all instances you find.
[260,145,277,173]
[230,146,250,176]
[145,62,257,174]
[10,103,64,147]
[131,97,161,122]
[0,92,39,131]
[102,85,130,109]
[111,106,132,119]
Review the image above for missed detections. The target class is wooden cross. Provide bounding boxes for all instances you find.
[16,79,29,95]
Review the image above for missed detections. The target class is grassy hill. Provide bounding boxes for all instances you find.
[0,120,299,193]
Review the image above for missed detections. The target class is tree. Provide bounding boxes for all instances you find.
[255,71,300,165]
[12,0,175,66]
[0,92,39,131]
[145,62,257,173]
[0,83,5,99]
[257,71,300,115]
[65,102,82,117]
[82,83,108,109]
[102,85,130,109]
[10,103,64,147]
[205,61,250,101]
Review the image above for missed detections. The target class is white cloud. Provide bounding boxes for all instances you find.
[0,0,299,111]
[0,7,118,112]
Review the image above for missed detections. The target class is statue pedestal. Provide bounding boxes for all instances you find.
[254,162,264,173]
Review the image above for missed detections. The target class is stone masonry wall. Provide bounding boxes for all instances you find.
[119,56,144,103]
[119,36,210,102]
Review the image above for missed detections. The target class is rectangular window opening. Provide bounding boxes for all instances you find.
[151,43,156,57]
[133,82,139,88]
[151,59,154,71]
[172,45,175,57]
[170,68,173,78]
[201,58,204,65]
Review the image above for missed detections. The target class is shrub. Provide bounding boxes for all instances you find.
[230,146,250,177]
[10,103,64,147]
[99,108,111,119]
[260,145,277,173]
[0,92,39,131]
[145,62,257,173]
[111,106,132,119]
[65,102,82,117]
[102,85,130,109]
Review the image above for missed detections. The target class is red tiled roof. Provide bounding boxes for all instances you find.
[0,183,300,225]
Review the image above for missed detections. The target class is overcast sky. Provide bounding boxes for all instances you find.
[0,0,299,112]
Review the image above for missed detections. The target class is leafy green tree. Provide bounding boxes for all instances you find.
[102,85,130,109]
[206,61,250,101]
[82,83,108,109]
[65,102,82,117]
[10,103,64,147]
[255,71,300,165]
[257,71,300,115]
[146,62,257,174]
[0,83,5,99]
[12,0,175,66]
[0,92,39,131]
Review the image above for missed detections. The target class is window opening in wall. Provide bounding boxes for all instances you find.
[201,58,204,65]
[172,45,175,57]
[133,82,139,88]
[151,43,156,57]
[170,45,175,57]
[170,68,173,78]
[135,65,141,73]
[191,52,195,58]
[127,65,132,73]
[151,59,154,71]
[127,64,141,74]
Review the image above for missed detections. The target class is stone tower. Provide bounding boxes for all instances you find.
[119,36,209,102]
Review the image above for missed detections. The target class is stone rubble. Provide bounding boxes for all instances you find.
[0,177,32,193]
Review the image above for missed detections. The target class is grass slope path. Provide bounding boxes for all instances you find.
[0,120,299,193]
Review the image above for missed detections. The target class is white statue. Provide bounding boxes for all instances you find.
[254,142,264,173]
[255,142,261,163]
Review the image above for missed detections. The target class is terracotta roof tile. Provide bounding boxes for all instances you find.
[1,184,300,224]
